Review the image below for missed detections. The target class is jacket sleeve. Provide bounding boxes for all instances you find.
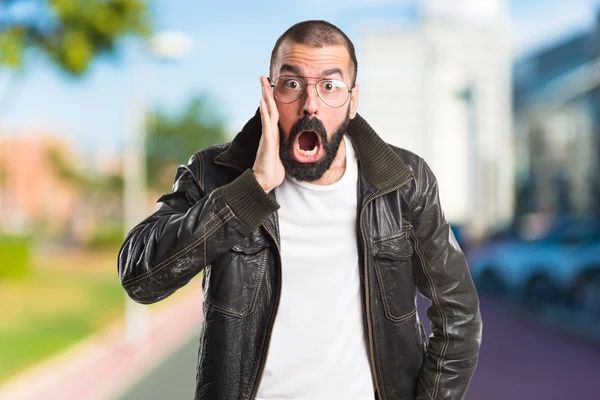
[410,158,482,400]
[117,153,279,304]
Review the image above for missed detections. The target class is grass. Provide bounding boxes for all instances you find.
[0,248,125,384]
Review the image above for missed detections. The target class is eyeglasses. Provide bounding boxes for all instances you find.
[269,75,352,108]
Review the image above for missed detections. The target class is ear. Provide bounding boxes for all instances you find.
[349,83,359,119]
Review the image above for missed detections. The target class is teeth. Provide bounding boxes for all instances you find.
[295,140,318,157]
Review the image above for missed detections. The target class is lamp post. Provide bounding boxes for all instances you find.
[457,82,482,239]
[123,30,193,343]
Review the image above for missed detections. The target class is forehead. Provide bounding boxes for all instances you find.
[273,41,350,77]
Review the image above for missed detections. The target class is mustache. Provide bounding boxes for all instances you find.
[287,116,327,143]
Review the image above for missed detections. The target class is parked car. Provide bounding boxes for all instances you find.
[468,215,600,323]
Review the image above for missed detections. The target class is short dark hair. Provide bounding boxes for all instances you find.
[270,20,358,87]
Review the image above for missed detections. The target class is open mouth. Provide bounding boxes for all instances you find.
[293,130,323,163]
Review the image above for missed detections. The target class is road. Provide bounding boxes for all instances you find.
[118,295,600,400]
[116,331,199,400]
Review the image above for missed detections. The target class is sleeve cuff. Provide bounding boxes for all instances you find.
[219,169,280,231]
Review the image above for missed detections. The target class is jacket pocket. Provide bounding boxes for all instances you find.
[373,231,417,322]
[204,234,270,318]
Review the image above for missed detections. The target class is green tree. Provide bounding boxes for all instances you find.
[0,0,151,76]
[46,146,123,196]
[46,145,124,245]
[146,94,228,193]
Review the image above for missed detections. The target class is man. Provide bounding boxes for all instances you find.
[118,20,482,400]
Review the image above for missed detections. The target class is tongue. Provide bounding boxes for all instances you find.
[299,131,317,151]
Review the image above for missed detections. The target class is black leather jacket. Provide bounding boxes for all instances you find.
[118,111,482,400]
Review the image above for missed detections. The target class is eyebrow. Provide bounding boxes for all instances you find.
[280,64,301,75]
[280,64,344,78]
[322,68,344,78]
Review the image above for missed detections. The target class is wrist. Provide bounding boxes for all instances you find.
[253,172,273,193]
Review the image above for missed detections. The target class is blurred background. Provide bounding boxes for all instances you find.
[1,0,600,399]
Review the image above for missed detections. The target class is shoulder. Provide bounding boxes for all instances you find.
[385,143,430,185]
[386,144,423,171]
[193,142,231,166]
[173,142,232,193]
[183,142,231,173]
[384,143,439,210]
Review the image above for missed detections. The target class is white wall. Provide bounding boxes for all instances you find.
[358,2,514,236]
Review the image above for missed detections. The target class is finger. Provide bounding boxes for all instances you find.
[259,98,276,145]
[261,77,268,100]
[260,76,269,102]
[260,76,270,116]
[260,76,278,119]
[259,98,268,128]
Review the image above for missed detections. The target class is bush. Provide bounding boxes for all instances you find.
[0,235,31,279]
[86,222,124,249]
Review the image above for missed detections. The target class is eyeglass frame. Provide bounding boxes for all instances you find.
[268,75,354,108]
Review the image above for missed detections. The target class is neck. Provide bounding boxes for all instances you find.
[308,136,347,186]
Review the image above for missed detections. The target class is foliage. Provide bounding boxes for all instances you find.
[0,234,31,279]
[46,145,123,219]
[146,94,228,193]
[0,0,151,76]
[0,250,124,383]
[0,248,197,384]
[45,145,124,244]
[46,146,123,195]
[86,221,123,249]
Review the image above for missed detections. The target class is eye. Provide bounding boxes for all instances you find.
[320,80,340,93]
[283,78,303,90]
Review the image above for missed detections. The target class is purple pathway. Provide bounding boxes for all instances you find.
[418,295,600,400]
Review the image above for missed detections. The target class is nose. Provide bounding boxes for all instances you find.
[301,84,319,117]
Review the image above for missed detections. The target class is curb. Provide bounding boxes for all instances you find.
[0,284,204,400]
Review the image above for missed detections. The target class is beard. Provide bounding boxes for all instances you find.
[278,107,350,182]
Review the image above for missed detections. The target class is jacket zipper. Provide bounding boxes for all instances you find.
[251,223,283,399]
[248,177,412,399]
[359,178,412,400]
[212,161,283,399]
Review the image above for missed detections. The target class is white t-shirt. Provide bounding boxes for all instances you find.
[257,136,374,400]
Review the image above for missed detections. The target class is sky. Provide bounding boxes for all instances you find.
[2,0,600,157]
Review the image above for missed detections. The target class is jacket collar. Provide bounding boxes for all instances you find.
[214,109,413,192]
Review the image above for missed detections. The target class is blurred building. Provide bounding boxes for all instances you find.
[0,134,79,235]
[359,0,513,238]
[513,12,600,219]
